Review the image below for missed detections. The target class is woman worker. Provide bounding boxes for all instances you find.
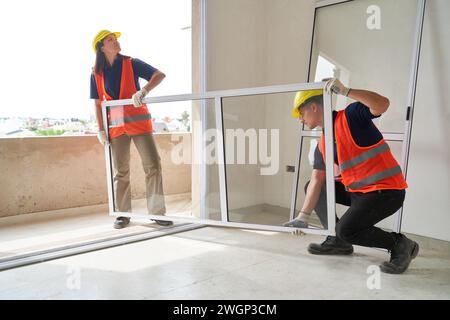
[90,30,172,229]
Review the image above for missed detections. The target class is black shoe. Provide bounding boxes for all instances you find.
[114,217,130,229]
[152,219,173,227]
[380,234,419,274]
[308,236,354,255]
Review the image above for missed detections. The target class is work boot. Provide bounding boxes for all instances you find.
[380,234,419,274]
[308,236,354,255]
[152,219,173,227]
[283,218,308,228]
[114,217,130,229]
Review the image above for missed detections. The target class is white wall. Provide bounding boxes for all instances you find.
[205,0,315,214]
[206,0,266,91]
[205,0,264,213]
[262,0,316,212]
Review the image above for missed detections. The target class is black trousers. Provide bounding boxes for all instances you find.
[305,180,405,250]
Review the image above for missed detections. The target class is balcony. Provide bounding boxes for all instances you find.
[0,134,192,259]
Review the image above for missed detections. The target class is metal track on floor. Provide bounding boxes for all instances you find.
[0,223,206,271]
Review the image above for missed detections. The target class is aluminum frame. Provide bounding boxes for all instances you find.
[199,0,208,220]
[214,96,228,223]
[102,81,335,235]
[101,102,115,214]
[395,0,426,233]
[104,83,328,107]
[322,88,337,235]
[0,223,205,271]
[316,0,353,9]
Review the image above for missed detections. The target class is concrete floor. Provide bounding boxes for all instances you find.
[1,226,449,299]
[0,193,320,260]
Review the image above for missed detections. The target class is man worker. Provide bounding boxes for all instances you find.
[284,78,419,274]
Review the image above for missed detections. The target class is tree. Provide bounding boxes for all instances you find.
[36,128,65,136]
[178,110,190,131]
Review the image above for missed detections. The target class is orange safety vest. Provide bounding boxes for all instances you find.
[94,57,153,139]
[318,110,407,193]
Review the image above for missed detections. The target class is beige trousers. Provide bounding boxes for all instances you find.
[110,133,166,215]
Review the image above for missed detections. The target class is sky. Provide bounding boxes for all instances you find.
[314,56,335,82]
[0,0,191,120]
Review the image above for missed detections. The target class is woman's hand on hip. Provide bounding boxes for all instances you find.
[132,88,149,108]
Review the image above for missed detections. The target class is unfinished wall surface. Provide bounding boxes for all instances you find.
[0,134,191,218]
[206,0,266,213]
[205,0,315,214]
[262,0,315,212]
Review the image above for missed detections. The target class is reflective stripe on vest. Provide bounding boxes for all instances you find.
[347,165,402,190]
[339,142,390,172]
[109,114,152,128]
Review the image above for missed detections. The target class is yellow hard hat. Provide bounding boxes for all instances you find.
[92,30,121,53]
[291,89,323,118]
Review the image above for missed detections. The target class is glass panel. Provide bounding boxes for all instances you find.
[311,0,419,133]
[116,100,193,220]
[109,99,221,222]
[295,137,328,230]
[222,92,296,226]
[220,90,332,231]
[203,99,223,221]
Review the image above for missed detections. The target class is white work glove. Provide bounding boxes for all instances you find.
[132,88,149,108]
[284,211,310,236]
[97,130,109,146]
[325,78,350,96]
